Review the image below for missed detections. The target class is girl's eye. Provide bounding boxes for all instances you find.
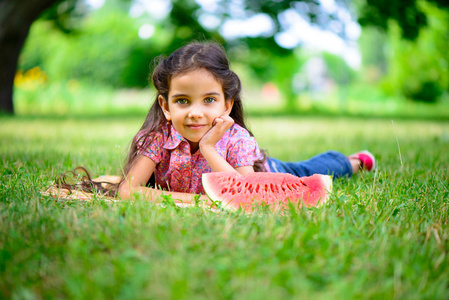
[204,97,216,103]
[176,98,188,104]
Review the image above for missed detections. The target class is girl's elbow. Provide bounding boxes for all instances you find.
[118,184,131,199]
[235,165,255,176]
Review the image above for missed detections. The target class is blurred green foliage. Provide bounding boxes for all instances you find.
[16,0,449,109]
[381,2,449,103]
[358,0,449,40]
[20,6,154,88]
[322,52,356,85]
[19,0,223,89]
[18,0,358,106]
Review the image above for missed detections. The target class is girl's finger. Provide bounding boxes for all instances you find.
[213,118,223,126]
[222,116,234,128]
[221,115,232,123]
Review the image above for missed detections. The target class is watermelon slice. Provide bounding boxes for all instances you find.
[202,172,332,212]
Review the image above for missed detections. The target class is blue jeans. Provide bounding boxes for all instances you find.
[267,150,353,179]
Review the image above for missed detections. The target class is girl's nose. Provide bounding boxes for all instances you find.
[188,104,204,119]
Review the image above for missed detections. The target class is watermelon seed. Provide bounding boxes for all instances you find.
[221,188,228,194]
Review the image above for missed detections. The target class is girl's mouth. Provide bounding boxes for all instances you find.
[187,124,206,130]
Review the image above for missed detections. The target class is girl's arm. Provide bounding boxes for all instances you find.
[118,155,211,204]
[199,115,254,176]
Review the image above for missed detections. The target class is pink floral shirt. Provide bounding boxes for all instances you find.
[135,123,264,194]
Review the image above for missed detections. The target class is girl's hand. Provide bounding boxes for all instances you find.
[199,115,253,175]
[199,115,234,150]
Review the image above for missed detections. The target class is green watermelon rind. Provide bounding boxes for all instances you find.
[202,172,333,212]
[202,172,236,210]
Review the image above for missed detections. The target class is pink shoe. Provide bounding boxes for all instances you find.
[348,150,376,171]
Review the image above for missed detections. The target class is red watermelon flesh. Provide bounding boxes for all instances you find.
[202,172,332,212]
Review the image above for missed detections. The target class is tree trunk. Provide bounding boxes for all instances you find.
[0,0,58,114]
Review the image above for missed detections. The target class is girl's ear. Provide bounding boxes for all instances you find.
[224,99,234,116]
[158,95,171,121]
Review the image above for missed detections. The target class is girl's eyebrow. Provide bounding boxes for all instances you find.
[171,92,221,99]
[171,93,188,99]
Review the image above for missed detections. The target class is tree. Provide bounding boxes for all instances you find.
[0,0,64,113]
[2,0,223,114]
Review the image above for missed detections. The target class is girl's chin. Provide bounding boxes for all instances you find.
[185,132,207,144]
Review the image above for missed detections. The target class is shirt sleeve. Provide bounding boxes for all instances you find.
[135,130,164,164]
[226,126,263,168]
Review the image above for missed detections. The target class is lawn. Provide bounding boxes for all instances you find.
[1,114,448,299]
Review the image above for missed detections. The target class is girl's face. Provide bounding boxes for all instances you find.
[159,68,234,151]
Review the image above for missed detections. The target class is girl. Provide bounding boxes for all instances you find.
[114,41,375,204]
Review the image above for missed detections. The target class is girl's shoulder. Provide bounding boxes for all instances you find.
[229,123,252,138]
[229,124,254,141]
[223,123,258,149]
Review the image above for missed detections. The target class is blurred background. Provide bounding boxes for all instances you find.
[2,0,449,118]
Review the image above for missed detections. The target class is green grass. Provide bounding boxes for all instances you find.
[1,114,448,299]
